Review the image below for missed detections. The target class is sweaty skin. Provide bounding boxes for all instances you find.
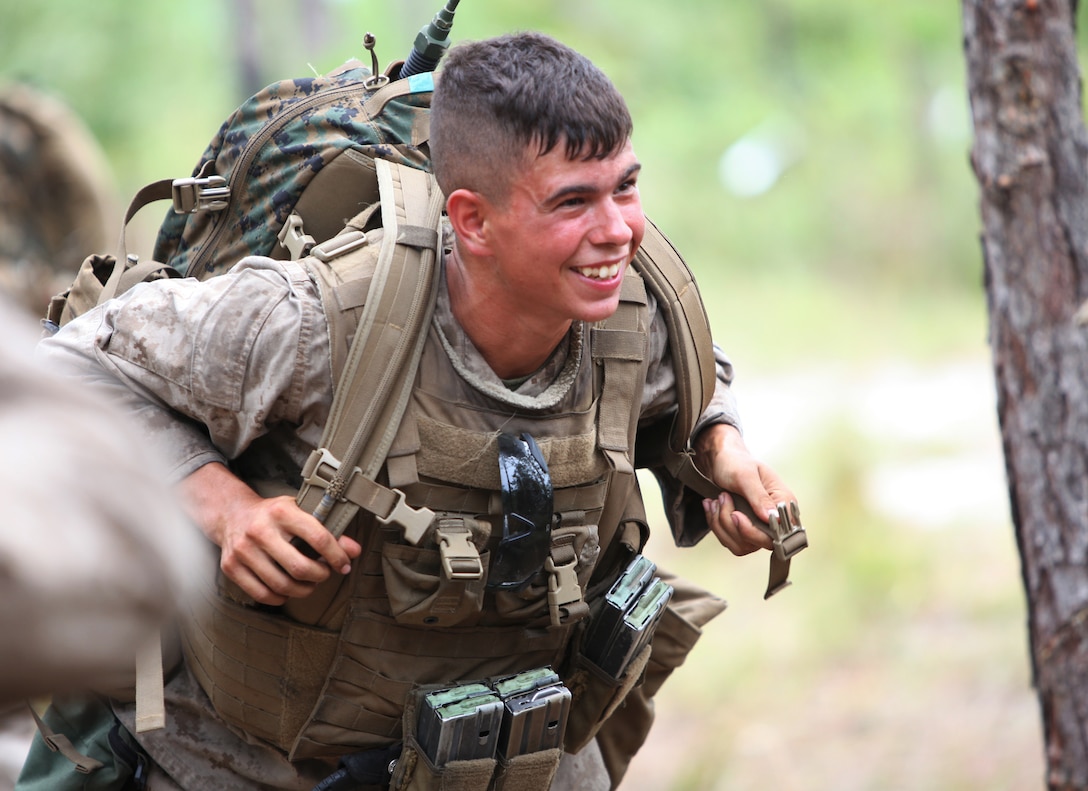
[444,140,645,379]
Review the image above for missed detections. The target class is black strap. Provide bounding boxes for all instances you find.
[310,742,402,790]
[107,720,150,791]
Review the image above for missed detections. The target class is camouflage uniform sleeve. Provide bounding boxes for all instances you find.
[36,257,332,482]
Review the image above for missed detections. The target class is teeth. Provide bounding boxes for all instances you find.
[579,263,620,280]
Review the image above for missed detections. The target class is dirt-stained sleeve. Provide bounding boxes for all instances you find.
[36,257,332,481]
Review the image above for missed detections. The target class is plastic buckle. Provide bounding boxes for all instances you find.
[770,501,807,562]
[301,447,344,488]
[312,229,368,263]
[545,556,582,627]
[277,212,315,260]
[436,521,483,581]
[377,488,436,547]
[171,175,229,214]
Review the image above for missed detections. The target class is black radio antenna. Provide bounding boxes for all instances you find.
[399,0,461,78]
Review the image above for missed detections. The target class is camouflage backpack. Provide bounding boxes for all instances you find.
[44,45,434,328]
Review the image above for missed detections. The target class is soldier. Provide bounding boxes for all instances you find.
[0,83,119,316]
[23,31,795,791]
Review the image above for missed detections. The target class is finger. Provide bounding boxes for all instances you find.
[338,534,363,560]
[268,539,338,585]
[718,492,772,551]
[246,549,322,598]
[262,496,355,576]
[222,560,288,606]
[729,505,774,551]
[704,496,761,556]
[288,520,354,575]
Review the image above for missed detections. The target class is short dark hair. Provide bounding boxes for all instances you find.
[430,31,633,201]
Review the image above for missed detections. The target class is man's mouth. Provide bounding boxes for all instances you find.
[574,263,621,281]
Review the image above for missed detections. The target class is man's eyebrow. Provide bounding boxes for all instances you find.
[543,162,642,205]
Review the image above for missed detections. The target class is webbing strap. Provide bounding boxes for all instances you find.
[360,70,433,124]
[134,631,165,732]
[631,217,716,454]
[296,159,444,539]
[593,273,647,471]
[591,271,649,557]
[101,179,173,304]
[27,704,104,774]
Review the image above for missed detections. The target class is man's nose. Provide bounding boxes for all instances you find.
[590,198,635,247]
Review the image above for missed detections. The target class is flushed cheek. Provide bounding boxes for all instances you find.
[627,213,646,251]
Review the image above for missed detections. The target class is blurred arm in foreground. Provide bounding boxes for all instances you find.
[0,295,206,703]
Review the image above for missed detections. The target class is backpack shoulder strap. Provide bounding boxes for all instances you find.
[296,158,443,544]
[631,217,717,454]
[633,219,807,598]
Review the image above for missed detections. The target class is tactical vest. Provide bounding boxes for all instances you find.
[180,225,655,759]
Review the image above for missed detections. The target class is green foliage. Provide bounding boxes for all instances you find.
[0,0,981,320]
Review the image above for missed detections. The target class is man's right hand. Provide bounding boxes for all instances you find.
[181,462,362,605]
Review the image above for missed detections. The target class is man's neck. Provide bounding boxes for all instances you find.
[444,247,571,380]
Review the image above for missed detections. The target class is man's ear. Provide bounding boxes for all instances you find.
[445,188,492,257]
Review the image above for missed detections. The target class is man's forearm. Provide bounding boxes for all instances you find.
[179,461,262,547]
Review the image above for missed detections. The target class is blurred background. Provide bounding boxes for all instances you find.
[0,1,1057,789]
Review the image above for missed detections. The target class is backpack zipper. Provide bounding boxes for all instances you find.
[187,77,378,277]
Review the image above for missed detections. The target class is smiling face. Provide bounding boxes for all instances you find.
[480,139,646,332]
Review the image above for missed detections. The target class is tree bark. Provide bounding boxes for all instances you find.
[963,0,1088,787]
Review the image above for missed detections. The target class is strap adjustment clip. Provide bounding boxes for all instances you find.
[377,487,435,546]
[435,519,483,581]
[171,174,229,214]
[278,212,315,260]
[545,554,584,627]
[770,500,807,562]
[312,229,368,262]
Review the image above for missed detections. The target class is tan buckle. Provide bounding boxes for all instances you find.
[277,212,315,260]
[435,520,483,581]
[303,448,435,543]
[770,501,806,562]
[171,175,229,214]
[545,556,582,627]
[312,229,368,262]
[376,488,436,547]
[302,447,343,487]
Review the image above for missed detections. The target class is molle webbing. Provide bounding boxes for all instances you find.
[412,417,607,491]
[296,158,444,540]
[182,575,341,751]
[591,272,649,556]
[289,614,576,760]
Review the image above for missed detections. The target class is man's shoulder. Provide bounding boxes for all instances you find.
[227,255,317,287]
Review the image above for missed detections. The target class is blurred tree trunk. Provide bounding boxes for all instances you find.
[963,0,1088,787]
[231,0,333,97]
[232,0,263,97]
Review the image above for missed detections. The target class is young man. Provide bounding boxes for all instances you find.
[25,31,794,791]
